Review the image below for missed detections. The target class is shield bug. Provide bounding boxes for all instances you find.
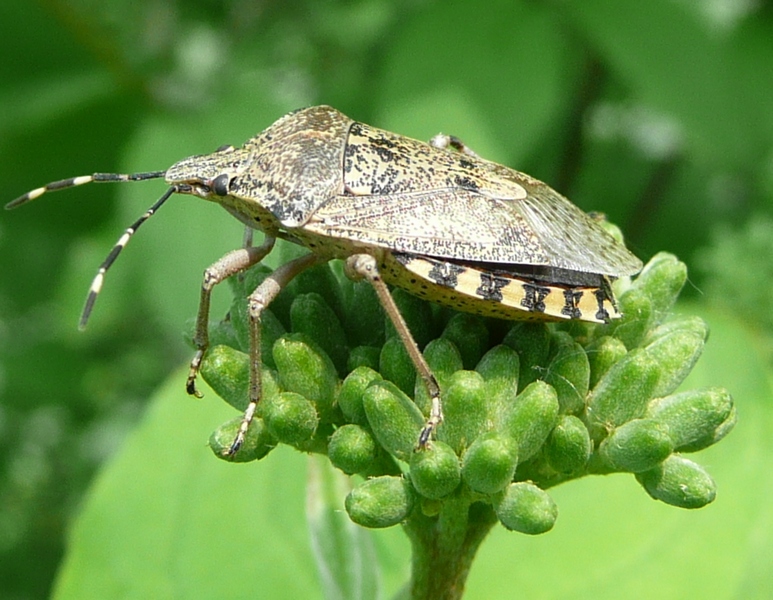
[6,105,642,455]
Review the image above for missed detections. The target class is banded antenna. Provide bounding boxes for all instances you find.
[5,170,183,329]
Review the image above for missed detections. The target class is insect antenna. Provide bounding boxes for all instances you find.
[5,169,186,328]
[80,185,179,329]
[5,171,167,210]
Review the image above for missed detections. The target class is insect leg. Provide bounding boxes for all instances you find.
[346,254,442,449]
[429,133,480,158]
[186,236,276,398]
[228,252,325,456]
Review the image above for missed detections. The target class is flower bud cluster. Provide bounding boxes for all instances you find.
[200,251,734,533]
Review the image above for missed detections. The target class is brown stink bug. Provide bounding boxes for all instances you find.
[6,105,642,455]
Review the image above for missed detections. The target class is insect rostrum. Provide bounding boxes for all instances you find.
[6,105,642,456]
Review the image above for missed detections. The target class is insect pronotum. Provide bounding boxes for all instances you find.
[7,106,642,456]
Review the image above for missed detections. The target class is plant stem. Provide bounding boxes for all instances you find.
[403,496,498,600]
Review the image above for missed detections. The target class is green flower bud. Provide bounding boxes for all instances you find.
[344,280,385,347]
[347,345,381,372]
[209,416,275,462]
[495,482,557,534]
[644,315,709,345]
[338,366,383,426]
[631,252,687,324]
[475,345,520,418]
[380,336,416,397]
[441,313,489,369]
[501,381,559,462]
[642,326,707,399]
[598,418,674,473]
[424,337,465,383]
[549,330,574,349]
[636,455,716,509]
[694,404,737,452]
[413,338,464,415]
[645,388,735,451]
[328,424,378,475]
[544,340,590,414]
[345,476,415,528]
[461,432,518,495]
[586,335,628,389]
[409,441,461,499]
[363,381,424,462]
[586,349,660,440]
[440,370,488,454]
[290,292,349,375]
[200,345,280,411]
[273,333,337,420]
[262,391,319,447]
[608,288,652,350]
[280,263,344,327]
[544,415,591,474]
[502,323,551,390]
[199,345,249,410]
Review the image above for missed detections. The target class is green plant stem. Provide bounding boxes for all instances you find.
[403,496,498,600]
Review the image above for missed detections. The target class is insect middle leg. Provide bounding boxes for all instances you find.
[186,236,276,398]
[345,254,442,449]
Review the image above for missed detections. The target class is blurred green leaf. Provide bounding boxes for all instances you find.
[51,369,408,599]
[306,456,381,600]
[375,0,581,166]
[561,0,773,169]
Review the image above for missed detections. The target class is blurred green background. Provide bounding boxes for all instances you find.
[0,1,772,598]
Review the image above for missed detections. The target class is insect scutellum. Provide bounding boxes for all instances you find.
[7,105,643,458]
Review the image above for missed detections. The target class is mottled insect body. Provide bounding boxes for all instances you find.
[7,105,642,456]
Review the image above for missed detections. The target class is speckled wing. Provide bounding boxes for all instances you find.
[305,121,642,277]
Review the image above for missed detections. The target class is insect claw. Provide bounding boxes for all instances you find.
[186,375,203,398]
[225,436,243,457]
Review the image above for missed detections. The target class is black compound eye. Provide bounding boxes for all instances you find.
[212,173,231,196]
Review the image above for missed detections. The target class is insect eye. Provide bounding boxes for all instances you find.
[212,173,231,196]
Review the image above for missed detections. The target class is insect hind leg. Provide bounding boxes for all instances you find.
[345,254,442,449]
[429,134,480,158]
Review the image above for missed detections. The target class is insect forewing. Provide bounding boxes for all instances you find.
[310,121,641,277]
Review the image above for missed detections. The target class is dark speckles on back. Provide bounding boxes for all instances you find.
[454,175,479,191]
[343,120,496,197]
[373,146,395,162]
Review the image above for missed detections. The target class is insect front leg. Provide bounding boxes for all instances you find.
[186,236,276,398]
[345,254,442,449]
[228,252,325,456]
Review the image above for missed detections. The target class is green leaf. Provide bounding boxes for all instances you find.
[51,369,410,600]
[52,370,322,599]
[306,456,381,600]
